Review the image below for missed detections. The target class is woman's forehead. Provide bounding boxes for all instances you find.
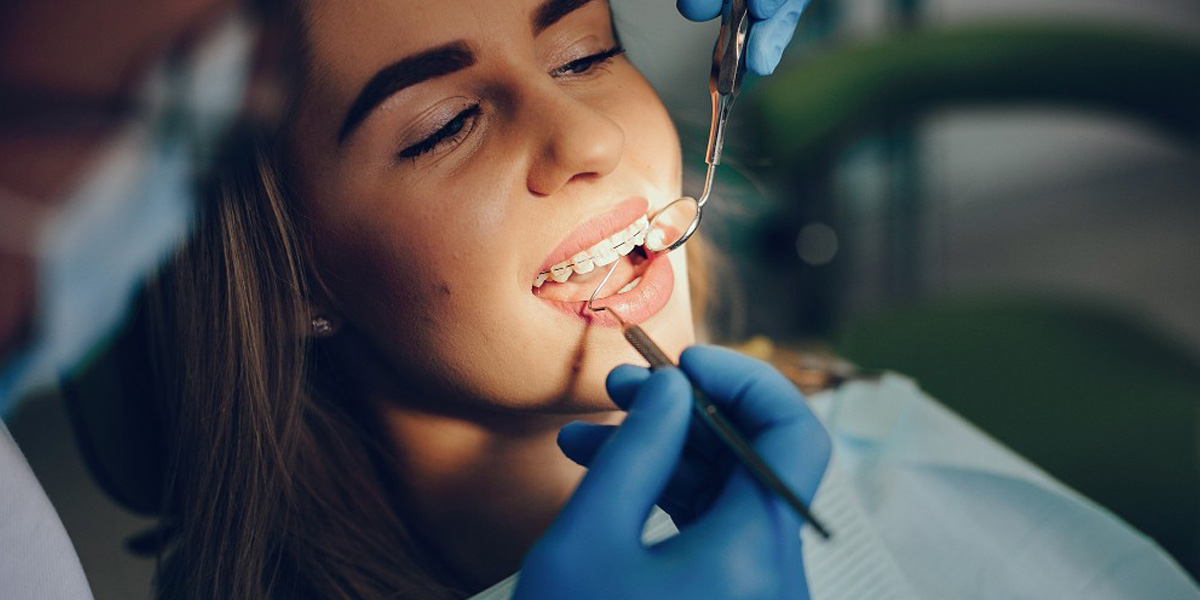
[302,0,607,64]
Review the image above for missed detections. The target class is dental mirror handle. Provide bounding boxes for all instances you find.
[705,0,750,169]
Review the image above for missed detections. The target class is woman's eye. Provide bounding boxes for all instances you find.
[399,104,482,160]
[551,45,626,78]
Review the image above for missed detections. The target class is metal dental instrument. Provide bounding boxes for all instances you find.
[586,267,832,540]
[578,0,828,539]
[647,0,751,255]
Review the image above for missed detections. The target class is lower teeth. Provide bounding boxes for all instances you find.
[617,277,642,294]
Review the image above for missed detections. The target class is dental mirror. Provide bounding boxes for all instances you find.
[644,195,701,254]
[644,0,748,256]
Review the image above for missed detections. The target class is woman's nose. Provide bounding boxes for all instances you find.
[524,88,625,197]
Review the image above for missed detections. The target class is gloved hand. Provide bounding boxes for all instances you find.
[514,345,831,599]
[677,0,813,75]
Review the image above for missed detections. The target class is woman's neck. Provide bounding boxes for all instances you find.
[377,400,622,592]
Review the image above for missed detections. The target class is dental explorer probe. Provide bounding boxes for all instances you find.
[586,265,832,540]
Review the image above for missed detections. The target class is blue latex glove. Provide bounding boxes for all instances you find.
[677,0,812,75]
[514,346,830,599]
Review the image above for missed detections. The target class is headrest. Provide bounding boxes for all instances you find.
[61,295,166,517]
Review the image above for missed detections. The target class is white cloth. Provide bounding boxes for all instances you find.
[471,373,1200,599]
[0,421,93,599]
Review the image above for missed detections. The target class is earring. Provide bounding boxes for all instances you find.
[311,316,333,336]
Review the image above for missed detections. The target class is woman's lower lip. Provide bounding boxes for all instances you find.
[536,254,674,328]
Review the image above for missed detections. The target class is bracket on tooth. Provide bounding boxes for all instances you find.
[534,215,653,287]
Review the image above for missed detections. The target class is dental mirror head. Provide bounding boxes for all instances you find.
[584,197,698,316]
[644,195,701,255]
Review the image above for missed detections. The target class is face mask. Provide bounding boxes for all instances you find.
[0,14,255,415]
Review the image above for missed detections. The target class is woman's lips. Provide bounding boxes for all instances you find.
[533,251,674,328]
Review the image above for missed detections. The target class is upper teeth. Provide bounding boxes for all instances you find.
[535,215,650,288]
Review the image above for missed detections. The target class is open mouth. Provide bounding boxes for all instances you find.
[532,198,675,325]
[533,215,652,300]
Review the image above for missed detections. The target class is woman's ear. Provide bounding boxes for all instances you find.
[302,258,347,337]
[303,251,344,339]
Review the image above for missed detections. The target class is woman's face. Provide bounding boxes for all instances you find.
[290,0,693,413]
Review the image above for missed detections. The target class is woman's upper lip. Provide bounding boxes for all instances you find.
[536,196,649,274]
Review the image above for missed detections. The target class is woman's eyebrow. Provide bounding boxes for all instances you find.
[337,0,596,146]
[338,41,476,145]
[533,0,595,35]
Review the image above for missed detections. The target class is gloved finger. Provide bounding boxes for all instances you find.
[679,410,728,471]
[691,471,813,598]
[606,364,652,410]
[679,345,813,435]
[706,415,830,536]
[677,0,723,22]
[653,470,808,599]
[655,448,730,527]
[561,420,731,527]
[679,345,830,533]
[557,368,694,543]
[703,411,830,535]
[557,422,616,467]
[748,0,788,20]
[689,465,810,557]
[697,396,830,537]
[561,420,723,486]
[610,363,727,466]
[745,0,809,75]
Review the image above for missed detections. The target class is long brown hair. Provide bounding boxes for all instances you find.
[148,129,465,598]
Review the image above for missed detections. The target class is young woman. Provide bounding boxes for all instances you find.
[147,0,1199,598]
[151,0,728,596]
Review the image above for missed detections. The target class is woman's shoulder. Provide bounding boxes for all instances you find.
[729,338,1199,598]
[816,379,1198,598]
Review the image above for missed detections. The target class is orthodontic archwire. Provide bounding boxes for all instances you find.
[537,216,653,280]
[585,259,624,313]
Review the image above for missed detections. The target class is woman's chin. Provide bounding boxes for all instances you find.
[565,321,695,411]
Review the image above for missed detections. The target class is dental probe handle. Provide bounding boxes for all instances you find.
[691,384,832,539]
[620,322,832,539]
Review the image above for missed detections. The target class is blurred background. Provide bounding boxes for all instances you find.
[5,0,1199,597]
[619,0,1200,349]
